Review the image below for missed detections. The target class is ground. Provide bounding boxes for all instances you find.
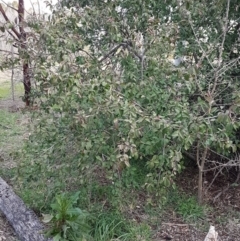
[155,168,240,240]
[0,71,23,241]
[0,213,18,241]
[0,71,240,240]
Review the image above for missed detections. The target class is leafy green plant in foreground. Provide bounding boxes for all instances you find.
[43,192,91,241]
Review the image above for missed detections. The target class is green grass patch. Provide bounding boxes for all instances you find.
[0,109,26,160]
[166,188,208,222]
[91,210,152,241]
[0,109,29,192]
[0,81,23,99]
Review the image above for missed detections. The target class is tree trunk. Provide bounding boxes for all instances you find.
[19,0,31,106]
[0,177,52,241]
[23,61,31,106]
[198,168,203,204]
[197,145,208,204]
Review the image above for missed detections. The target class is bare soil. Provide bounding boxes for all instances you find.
[0,98,25,112]
[171,167,240,241]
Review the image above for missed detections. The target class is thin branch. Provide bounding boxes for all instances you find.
[29,0,36,15]
[98,43,123,63]
[126,44,143,61]
[211,0,230,95]
[0,48,19,55]
[0,3,21,39]
[213,184,230,202]
[6,29,19,42]
[77,48,94,60]
[188,16,214,70]
[206,165,224,191]
[0,0,18,12]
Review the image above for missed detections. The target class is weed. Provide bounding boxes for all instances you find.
[166,189,206,222]
[92,211,128,241]
[43,192,91,241]
[177,196,205,221]
[91,210,152,241]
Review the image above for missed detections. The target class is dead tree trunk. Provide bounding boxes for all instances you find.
[0,177,52,241]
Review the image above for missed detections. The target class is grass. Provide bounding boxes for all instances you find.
[0,109,26,165]
[0,81,23,99]
[91,211,152,241]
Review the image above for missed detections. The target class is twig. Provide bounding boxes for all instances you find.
[188,16,214,70]
[211,0,230,95]
[0,3,21,39]
[162,222,190,227]
[126,44,143,61]
[0,0,18,12]
[213,184,230,202]
[205,165,225,192]
[0,48,19,55]
[98,43,123,63]
[6,29,19,42]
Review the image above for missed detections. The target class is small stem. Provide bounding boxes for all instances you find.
[197,143,208,204]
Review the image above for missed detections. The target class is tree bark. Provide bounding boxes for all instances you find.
[19,0,31,106]
[197,144,208,204]
[0,177,52,241]
[23,61,31,106]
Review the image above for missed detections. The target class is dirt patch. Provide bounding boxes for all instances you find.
[0,98,25,111]
[175,166,240,240]
[153,221,206,241]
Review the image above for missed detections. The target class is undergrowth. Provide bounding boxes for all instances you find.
[0,107,211,241]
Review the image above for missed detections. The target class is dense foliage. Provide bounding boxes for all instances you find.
[1,0,239,205]
[0,0,239,240]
